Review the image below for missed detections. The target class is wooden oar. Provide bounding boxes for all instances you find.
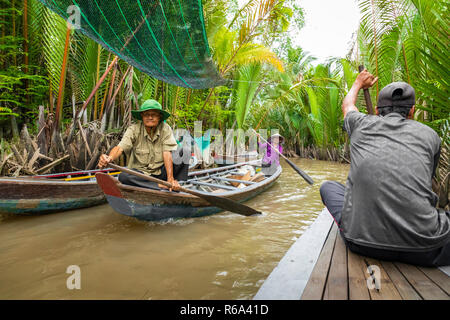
[108,163,261,216]
[358,65,374,115]
[252,129,314,185]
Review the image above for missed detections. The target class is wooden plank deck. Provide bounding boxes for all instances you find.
[254,209,450,300]
[300,213,450,300]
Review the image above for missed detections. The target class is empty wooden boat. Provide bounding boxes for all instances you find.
[0,169,120,215]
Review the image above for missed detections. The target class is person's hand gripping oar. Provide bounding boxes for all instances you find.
[358,65,376,115]
[252,129,314,185]
[108,163,261,217]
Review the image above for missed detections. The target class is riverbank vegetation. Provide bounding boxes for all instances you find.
[0,0,448,207]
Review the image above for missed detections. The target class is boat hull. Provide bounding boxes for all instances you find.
[104,194,222,221]
[0,196,105,215]
[0,169,118,215]
[96,165,281,221]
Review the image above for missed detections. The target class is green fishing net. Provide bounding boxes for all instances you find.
[38,0,225,89]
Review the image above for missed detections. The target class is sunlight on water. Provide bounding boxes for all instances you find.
[0,159,349,299]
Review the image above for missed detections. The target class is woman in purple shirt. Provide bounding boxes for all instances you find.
[258,133,284,175]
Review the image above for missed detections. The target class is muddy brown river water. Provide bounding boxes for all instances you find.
[0,159,349,299]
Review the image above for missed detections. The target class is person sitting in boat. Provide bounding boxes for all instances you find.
[258,133,284,176]
[97,99,188,191]
[319,69,449,267]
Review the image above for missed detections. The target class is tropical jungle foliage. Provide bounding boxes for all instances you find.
[0,0,448,158]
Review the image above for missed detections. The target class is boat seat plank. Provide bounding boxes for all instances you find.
[196,169,241,178]
[347,248,371,300]
[249,172,265,182]
[189,180,237,191]
[323,232,348,300]
[394,263,449,300]
[364,258,402,300]
[380,261,422,300]
[211,177,256,185]
[418,267,450,295]
[301,223,338,300]
[187,160,259,176]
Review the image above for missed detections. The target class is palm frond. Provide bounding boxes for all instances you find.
[232,63,262,129]
[232,43,284,72]
[41,7,67,96]
[357,0,449,122]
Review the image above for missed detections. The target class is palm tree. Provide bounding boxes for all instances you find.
[195,0,295,139]
[357,0,449,126]
[251,42,345,152]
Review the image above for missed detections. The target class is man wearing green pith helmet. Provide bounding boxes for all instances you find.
[98,99,188,191]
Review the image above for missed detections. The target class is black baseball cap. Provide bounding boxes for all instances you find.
[377,82,415,108]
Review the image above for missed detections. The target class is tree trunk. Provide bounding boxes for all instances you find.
[10,115,19,139]
[108,101,115,130]
[20,124,34,161]
[37,105,48,157]
[23,0,29,104]
[53,25,72,135]
[12,0,17,66]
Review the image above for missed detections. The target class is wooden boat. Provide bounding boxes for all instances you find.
[255,208,450,300]
[0,169,120,215]
[95,161,282,221]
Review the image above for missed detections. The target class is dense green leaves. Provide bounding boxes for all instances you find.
[357,0,449,124]
[1,0,446,165]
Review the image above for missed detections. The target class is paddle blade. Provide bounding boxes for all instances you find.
[284,157,314,185]
[191,191,261,216]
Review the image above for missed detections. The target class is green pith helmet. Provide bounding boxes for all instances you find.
[131,99,171,121]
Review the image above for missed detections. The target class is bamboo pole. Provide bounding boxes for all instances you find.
[36,154,70,174]
[100,63,118,122]
[12,0,17,66]
[370,0,379,98]
[106,64,118,110]
[77,120,92,157]
[53,25,72,134]
[99,76,110,121]
[105,66,132,113]
[128,67,135,124]
[0,23,4,69]
[23,0,29,104]
[78,4,154,119]
[85,56,118,121]
[103,66,132,131]
[390,1,411,84]
[23,0,28,73]
[93,43,101,120]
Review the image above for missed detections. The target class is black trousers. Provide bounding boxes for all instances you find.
[319,180,450,267]
[118,162,189,190]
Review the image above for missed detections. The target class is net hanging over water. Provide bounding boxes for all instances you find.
[38,0,226,89]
